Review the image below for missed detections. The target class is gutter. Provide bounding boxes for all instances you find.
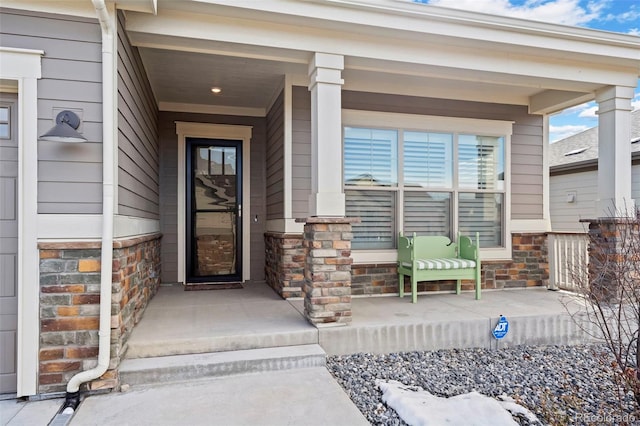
[61,0,115,414]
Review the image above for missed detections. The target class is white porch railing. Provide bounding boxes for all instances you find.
[548,232,589,292]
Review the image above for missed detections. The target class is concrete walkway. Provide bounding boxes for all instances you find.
[70,367,368,426]
[1,397,62,426]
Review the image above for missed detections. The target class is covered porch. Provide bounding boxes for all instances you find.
[124,283,593,360]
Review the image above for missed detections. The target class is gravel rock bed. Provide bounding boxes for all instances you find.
[327,344,639,425]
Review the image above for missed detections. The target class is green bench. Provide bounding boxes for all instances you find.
[397,232,481,303]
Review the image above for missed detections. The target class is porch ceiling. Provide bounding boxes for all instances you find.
[126,0,640,116]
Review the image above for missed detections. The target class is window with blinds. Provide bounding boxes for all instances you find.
[459,193,503,247]
[458,135,504,190]
[403,132,452,188]
[343,122,506,250]
[344,127,397,186]
[346,190,395,249]
[403,191,451,236]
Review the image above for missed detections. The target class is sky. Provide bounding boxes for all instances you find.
[418,0,640,142]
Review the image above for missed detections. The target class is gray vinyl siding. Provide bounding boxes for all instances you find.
[291,88,311,219]
[158,112,267,283]
[117,12,159,219]
[549,170,596,232]
[549,164,640,232]
[290,87,544,221]
[633,164,640,202]
[0,8,103,214]
[266,91,284,220]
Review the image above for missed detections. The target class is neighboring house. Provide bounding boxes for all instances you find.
[1,0,638,398]
[549,109,640,232]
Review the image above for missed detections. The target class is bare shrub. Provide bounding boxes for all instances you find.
[564,210,640,415]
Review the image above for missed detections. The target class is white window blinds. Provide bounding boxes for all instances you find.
[403,191,451,236]
[346,190,395,249]
[403,132,452,188]
[344,127,397,186]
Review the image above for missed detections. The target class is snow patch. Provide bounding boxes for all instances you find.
[376,379,539,426]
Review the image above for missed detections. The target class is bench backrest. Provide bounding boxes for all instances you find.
[398,234,456,261]
[398,232,479,262]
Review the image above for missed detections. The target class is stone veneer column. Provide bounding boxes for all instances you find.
[297,217,358,326]
[583,218,639,301]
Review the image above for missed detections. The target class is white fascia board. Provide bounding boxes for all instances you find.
[117,0,157,14]
[0,0,97,18]
[183,0,640,61]
[125,10,638,88]
[342,72,530,106]
[529,90,594,115]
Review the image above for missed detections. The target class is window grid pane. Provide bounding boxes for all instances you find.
[458,135,504,190]
[403,191,451,237]
[403,131,452,188]
[458,192,503,248]
[346,190,395,249]
[344,127,397,186]
[0,107,9,139]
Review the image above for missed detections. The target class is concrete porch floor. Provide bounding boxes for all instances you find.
[125,282,592,359]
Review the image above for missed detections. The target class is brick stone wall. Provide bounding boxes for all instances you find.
[264,232,304,298]
[38,233,161,394]
[352,233,549,296]
[483,233,549,289]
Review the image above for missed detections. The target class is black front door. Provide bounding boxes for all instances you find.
[186,138,242,284]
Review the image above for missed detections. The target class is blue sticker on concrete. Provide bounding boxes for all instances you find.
[492,316,509,339]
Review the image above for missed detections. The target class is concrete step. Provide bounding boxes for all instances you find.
[119,344,327,387]
[125,329,319,359]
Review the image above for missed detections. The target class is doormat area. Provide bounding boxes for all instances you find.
[183,282,244,291]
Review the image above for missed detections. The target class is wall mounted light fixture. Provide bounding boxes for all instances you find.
[40,110,87,143]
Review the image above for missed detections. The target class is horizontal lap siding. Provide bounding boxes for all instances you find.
[341,90,544,220]
[633,165,640,201]
[549,170,596,232]
[549,164,640,232]
[292,87,311,219]
[266,91,284,219]
[117,12,159,219]
[0,8,103,214]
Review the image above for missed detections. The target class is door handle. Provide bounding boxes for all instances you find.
[238,204,242,217]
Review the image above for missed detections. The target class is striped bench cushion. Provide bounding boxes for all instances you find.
[402,258,476,270]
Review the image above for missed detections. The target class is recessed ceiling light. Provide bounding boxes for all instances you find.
[211,87,222,94]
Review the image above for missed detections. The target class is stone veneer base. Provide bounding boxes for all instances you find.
[38,233,162,394]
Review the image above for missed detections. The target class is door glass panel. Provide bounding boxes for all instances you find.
[193,146,238,277]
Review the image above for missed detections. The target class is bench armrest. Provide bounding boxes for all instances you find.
[397,233,414,262]
[458,232,480,261]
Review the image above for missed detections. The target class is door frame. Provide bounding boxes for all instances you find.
[0,47,43,397]
[176,122,252,285]
[185,138,243,283]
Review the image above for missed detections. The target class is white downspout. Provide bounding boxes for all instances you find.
[64,0,115,404]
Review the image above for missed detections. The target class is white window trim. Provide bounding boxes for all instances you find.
[175,122,252,284]
[342,109,513,262]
